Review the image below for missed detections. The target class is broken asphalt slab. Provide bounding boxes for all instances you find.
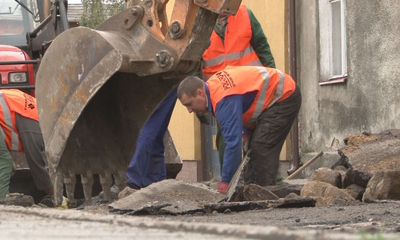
[224,150,251,202]
[109,151,313,216]
[109,178,314,216]
[204,197,316,213]
[109,179,224,215]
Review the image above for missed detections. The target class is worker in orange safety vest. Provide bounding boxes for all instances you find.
[0,89,53,199]
[199,5,276,173]
[178,66,301,194]
[201,5,275,79]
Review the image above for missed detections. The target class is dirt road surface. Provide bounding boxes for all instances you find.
[1,199,399,240]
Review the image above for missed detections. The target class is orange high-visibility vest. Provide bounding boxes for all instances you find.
[0,89,39,151]
[207,66,296,128]
[201,5,262,79]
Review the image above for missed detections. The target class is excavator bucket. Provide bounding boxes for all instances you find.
[35,0,241,206]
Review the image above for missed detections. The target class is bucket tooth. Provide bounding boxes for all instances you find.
[81,172,94,203]
[63,171,76,206]
[99,172,112,201]
[49,164,64,206]
[113,170,127,193]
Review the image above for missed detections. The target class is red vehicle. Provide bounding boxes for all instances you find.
[0,44,36,96]
[0,0,68,96]
[0,0,40,96]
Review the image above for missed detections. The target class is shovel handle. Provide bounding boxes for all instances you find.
[286,151,324,180]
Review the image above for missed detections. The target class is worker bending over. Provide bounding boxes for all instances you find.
[124,5,276,193]
[0,89,53,199]
[177,66,301,194]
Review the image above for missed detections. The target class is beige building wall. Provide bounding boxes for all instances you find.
[167,1,289,165]
[241,0,289,71]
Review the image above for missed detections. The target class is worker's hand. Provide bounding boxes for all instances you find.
[217,182,229,194]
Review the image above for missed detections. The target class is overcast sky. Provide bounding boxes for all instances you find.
[69,0,82,3]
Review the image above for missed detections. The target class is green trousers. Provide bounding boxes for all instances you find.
[0,139,13,199]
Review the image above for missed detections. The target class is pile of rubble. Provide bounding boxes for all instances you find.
[302,129,400,206]
[110,129,400,215]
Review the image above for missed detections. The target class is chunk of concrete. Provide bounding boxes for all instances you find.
[265,180,305,198]
[363,171,400,202]
[342,168,371,188]
[224,151,250,202]
[109,179,223,215]
[337,130,400,175]
[278,193,316,208]
[333,166,347,184]
[240,184,279,201]
[343,184,365,201]
[310,167,342,188]
[3,193,34,207]
[117,186,137,199]
[301,180,357,206]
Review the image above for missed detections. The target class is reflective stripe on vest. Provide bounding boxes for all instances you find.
[202,46,261,67]
[201,5,262,78]
[0,93,19,151]
[245,59,263,67]
[0,127,6,143]
[245,67,285,127]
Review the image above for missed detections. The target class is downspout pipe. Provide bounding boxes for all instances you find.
[287,0,302,175]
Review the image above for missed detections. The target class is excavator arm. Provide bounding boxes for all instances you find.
[35,0,241,206]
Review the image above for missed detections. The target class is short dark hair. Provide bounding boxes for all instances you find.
[177,76,205,99]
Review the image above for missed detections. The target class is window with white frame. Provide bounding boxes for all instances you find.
[319,0,347,84]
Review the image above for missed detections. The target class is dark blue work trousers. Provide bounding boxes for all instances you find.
[126,88,177,189]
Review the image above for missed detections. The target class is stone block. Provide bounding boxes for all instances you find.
[363,171,400,202]
[240,184,279,201]
[4,193,34,207]
[343,168,371,188]
[343,184,365,201]
[301,180,356,206]
[265,181,303,198]
[310,167,342,188]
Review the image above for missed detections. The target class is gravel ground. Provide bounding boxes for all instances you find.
[4,178,400,239]
[81,196,400,236]
[153,201,400,233]
[2,201,400,240]
[0,205,259,240]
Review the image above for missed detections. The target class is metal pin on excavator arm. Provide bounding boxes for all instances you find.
[35,0,241,206]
